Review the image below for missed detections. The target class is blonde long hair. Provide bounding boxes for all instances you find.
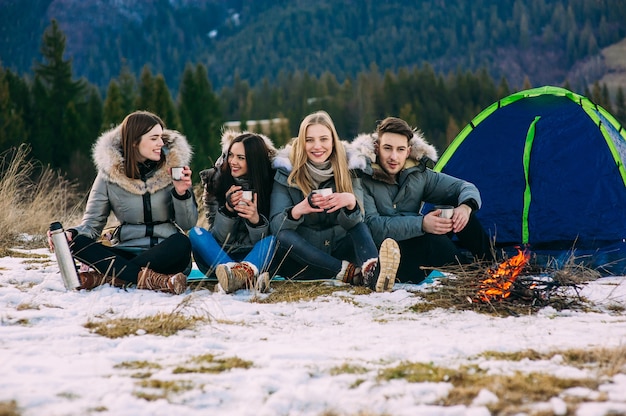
[288,111,354,196]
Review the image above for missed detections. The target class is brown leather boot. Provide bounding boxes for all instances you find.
[78,271,127,290]
[137,267,187,295]
[341,262,362,285]
[215,262,257,294]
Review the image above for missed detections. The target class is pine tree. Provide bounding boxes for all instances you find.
[0,68,26,150]
[601,83,612,113]
[102,80,126,130]
[178,63,223,169]
[135,65,155,112]
[591,81,602,105]
[445,115,460,147]
[31,19,86,169]
[615,87,626,126]
[152,74,180,131]
[118,62,137,115]
[497,76,510,99]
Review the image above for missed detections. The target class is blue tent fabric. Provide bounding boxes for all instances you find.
[434,87,626,275]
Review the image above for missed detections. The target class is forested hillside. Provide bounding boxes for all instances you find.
[2,0,626,189]
[1,0,625,92]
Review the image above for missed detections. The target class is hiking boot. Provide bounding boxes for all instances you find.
[137,267,187,295]
[78,271,127,290]
[360,258,379,290]
[256,271,271,293]
[216,262,258,294]
[339,262,361,285]
[373,238,401,292]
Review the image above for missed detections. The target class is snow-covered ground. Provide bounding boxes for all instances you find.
[1,246,626,416]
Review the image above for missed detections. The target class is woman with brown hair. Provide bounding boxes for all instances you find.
[48,111,197,294]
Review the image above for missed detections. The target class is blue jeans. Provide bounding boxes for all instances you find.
[275,222,378,280]
[189,226,276,276]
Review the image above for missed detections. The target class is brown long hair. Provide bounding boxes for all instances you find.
[288,111,354,196]
[120,111,166,179]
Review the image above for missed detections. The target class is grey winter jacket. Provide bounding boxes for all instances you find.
[199,130,277,255]
[269,144,364,253]
[71,125,198,249]
[350,132,481,247]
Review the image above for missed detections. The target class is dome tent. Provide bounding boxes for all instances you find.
[434,86,626,274]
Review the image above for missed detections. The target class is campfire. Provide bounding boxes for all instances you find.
[415,248,600,316]
[476,249,530,303]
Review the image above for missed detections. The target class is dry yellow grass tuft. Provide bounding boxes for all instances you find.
[0,145,84,253]
[84,312,208,338]
[172,353,253,374]
[377,361,600,414]
[254,280,371,303]
[0,400,20,416]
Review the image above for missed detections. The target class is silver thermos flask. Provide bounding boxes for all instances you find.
[49,222,80,290]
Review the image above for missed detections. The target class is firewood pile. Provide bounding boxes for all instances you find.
[413,251,602,317]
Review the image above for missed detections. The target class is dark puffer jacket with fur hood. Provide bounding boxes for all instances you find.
[350,130,481,246]
[198,130,277,253]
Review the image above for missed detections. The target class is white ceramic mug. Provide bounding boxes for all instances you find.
[239,190,253,205]
[313,188,333,197]
[435,205,454,219]
[171,167,184,181]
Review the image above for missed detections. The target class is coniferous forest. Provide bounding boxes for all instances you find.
[1,0,626,188]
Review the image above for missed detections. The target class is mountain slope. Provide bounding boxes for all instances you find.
[1,0,625,92]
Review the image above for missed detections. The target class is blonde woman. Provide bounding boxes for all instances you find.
[270,111,399,292]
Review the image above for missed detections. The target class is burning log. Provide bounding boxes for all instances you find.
[476,249,530,303]
[416,249,598,316]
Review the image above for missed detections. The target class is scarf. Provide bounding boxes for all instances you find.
[306,160,333,190]
[233,176,252,191]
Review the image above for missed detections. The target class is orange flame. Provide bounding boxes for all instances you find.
[476,249,530,302]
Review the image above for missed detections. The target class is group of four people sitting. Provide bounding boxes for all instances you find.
[49,110,493,295]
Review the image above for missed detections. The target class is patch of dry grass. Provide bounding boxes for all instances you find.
[480,344,626,377]
[172,353,253,374]
[84,295,215,338]
[377,361,600,414]
[329,363,369,376]
[0,400,20,416]
[0,145,84,254]
[114,361,163,371]
[134,379,195,401]
[254,280,371,303]
[84,312,208,338]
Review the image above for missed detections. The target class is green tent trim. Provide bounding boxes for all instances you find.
[435,86,626,188]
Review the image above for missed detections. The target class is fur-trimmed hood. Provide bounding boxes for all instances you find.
[349,131,438,184]
[92,124,193,195]
[272,139,365,173]
[213,130,278,169]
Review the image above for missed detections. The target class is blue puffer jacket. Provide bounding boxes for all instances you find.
[350,131,482,246]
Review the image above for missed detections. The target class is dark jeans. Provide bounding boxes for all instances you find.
[69,233,192,283]
[397,213,493,284]
[274,222,378,280]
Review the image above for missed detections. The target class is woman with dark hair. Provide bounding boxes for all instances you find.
[190,131,277,293]
[47,110,198,294]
